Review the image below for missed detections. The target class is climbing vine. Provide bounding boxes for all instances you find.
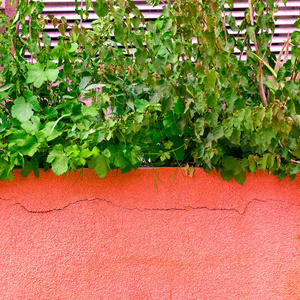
[0,0,300,184]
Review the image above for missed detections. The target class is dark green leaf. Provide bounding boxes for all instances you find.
[220,169,233,181]
[88,155,110,178]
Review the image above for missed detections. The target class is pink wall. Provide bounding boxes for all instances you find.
[3,0,16,18]
[0,168,300,299]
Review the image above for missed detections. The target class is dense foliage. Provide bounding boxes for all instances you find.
[0,0,300,184]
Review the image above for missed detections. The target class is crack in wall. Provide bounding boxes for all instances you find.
[11,197,300,215]
[0,197,13,201]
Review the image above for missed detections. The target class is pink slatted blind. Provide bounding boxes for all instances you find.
[41,0,300,55]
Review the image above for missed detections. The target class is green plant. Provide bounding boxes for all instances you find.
[0,0,300,184]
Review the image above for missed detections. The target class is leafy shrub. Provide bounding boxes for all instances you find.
[0,0,300,184]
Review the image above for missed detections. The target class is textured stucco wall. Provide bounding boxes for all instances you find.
[0,168,300,299]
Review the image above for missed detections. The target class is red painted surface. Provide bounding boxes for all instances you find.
[0,168,300,299]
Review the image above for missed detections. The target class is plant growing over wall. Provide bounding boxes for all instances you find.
[0,0,300,184]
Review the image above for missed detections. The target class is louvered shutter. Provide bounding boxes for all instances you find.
[230,0,300,55]
[34,1,300,55]
[42,0,163,47]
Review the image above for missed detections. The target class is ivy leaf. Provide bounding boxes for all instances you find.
[42,33,51,47]
[207,70,217,88]
[220,169,233,181]
[223,156,236,170]
[0,84,14,92]
[195,119,205,137]
[26,91,40,111]
[45,68,59,82]
[26,62,59,88]
[146,21,156,33]
[47,144,64,163]
[81,105,98,117]
[88,155,110,178]
[292,145,300,159]
[294,18,300,30]
[212,124,223,140]
[11,97,33,122]
[135,49,147,65]
[114,8,124,26]
[134,99,149,111]
[225,14,238,31]
[207,93,217,109]
[174,98,184,115]
[36,1,44,14]
[233,170,246,185]
[46,144,69,175]
[79,76,92,90]
[291,31,300,45]
[26,63,47,88]
[52,157,69,176]
[21,119,39,134]
[94,0,109,17]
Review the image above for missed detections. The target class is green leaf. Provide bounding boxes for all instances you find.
[94,0,109,17]
[47,144,64,163]
[0,84,14,92]
[81,105,98,117]
[207,93,217,109]
[225,14,238,31]
[259,154,268,172]
[291,31,300,45]
[207,70,217,88]
[79,76,93,90]
[220,169,233,181]
[174,98,184,115]
[134,99,149,111]
[247,26,256,42]
[154,56,166,74]
[26,62,59,88]
[233,170,246,185]
[212,124,223,140]
[294,18,300,30]
[88,155,110,178]
[223,156,236,170]
[224,88,237,113]
[45,68,59,82]
[11,97,33,122]
[114,25,125,44]
[26,63,47,88]
[42,121,63,141]
[42,33,51,47]
[26,91,40,111]
[21,120,39,134]
[195,119,205,137]
[292,145,300,159]
[37,1,45,14]
[135,49,147,64]
[52,156,69,176]
[146,21,156,33]
[229,129,241,145]
[114,8,124,26]
[266,0,274,9]
[68,42,78,53]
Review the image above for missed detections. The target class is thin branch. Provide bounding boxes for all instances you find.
[291,159,300,165]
